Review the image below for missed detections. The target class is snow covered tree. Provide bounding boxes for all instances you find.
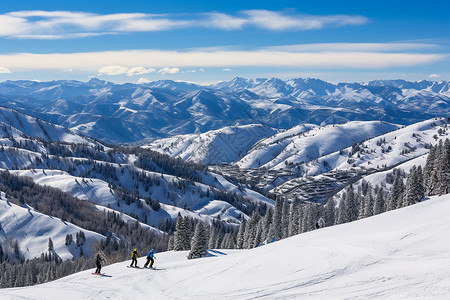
[288,199,300,236]
[174,213,189,251]
[423,144,437,194]
[48,238,54,252]
[402,165,425,207]
[65,234,73,246]
[363,185,374,218]
[281,198,290,239]
[435,139,450,195]
[236,220,246,249]
[244,210,261,249]
[323,199,336,227]
[167,235,174,251]
[271,198,283,241]
[262,208,273,242]
[373,186,385,215]
[386,175,404,211]
[188,222,208,259]
[337,192,348,224]
[345,185,359,222]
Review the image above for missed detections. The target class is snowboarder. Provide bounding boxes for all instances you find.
[144,249,155,268]
[95,253,104,274]
[130,249,139,267]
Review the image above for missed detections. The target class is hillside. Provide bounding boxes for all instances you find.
[146,124,277,164]
[0,194,105,260]
[235,120,400,169]
[3,193,450,299]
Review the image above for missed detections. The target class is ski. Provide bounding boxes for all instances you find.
[92,273,112,277]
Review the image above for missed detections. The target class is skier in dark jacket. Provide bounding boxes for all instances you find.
[95,253,104,274]
[144,249,155,268]
[130,249,139,267]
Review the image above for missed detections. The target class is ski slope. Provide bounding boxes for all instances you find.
[4,193,450,299]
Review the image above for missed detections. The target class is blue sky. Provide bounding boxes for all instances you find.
[0,0,449,84]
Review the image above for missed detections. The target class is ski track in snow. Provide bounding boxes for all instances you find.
[3,194,450,299]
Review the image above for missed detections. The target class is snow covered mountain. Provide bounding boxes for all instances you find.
[235,121,400,169]
[4,192,450,299]
[0,77,448,143]
[146,124,277,164]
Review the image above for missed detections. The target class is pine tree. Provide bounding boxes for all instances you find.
[253,220,264,248]
[345,185,359,222]
[262,208,273,243]
[182,216,193,250]
[173,214,186,251]
[188,222,208,259]
[373,186,385,215]
[208,227,218,249]
[387,175,404,210]
[48,238,54,252]
[402,165,425,207]
[423,144,437,194]
[323,199,336,227]
[167,235,174,251]
[288,199,300,236]
[281,198,290,239]
[363,185,374,218]
[236,220,246,249]
[271,198,283,241]
[337,192,348,224]
[436,139,450,195]
[358,190,366,219]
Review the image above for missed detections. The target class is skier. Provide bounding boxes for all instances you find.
[144,249,155,268]
[130,249,139,267]
[95,253,104,274]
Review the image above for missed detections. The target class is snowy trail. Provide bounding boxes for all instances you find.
[3,194,450,299]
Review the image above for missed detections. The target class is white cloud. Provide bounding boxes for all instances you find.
[98,65,129,76]
[127,67,155,76]
[137,77,151,84]
[203,13,247,30]
[428,74,441,78]
[267,43,439,52]
[158,67,180,74]
[242,10,368,31]
[0,47,445,73]
[0,10,369,39]
[0,66,11,73]
[199,68,205,72]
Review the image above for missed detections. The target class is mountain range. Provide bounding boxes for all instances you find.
[0,77,448,144]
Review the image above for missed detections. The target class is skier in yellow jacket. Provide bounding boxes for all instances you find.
[130,249,138,267]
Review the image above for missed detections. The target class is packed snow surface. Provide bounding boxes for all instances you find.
[4,194,450,299]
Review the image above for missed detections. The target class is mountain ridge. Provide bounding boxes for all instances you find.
[0,77,447,144]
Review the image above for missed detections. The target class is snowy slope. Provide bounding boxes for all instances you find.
[310,117,449,175]
[4,193,450,299]
[146,124,277,164]
[236,121,400,169]
[0,194,105,260]
[0,107,95,145]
